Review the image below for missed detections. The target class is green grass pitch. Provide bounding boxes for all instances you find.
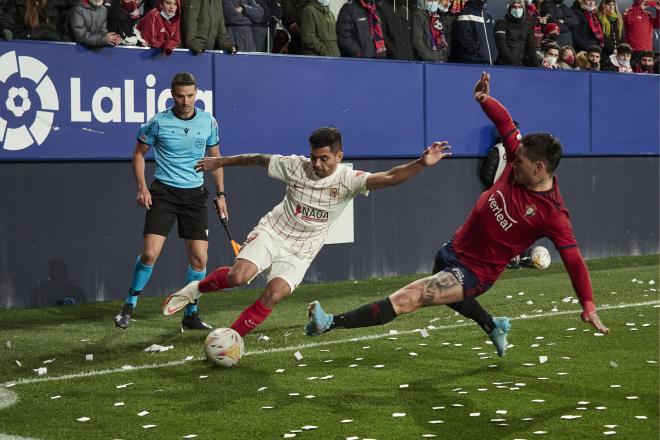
[0,255,658,440]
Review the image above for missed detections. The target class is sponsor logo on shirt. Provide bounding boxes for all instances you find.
[524,204,537,217]
[488,190,517,232]
[294,204,329,222]
[329,187,338,199]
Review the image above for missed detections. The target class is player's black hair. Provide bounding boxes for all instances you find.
[309,127,343,153]
[520,133,563,173]
[171,72,197,90]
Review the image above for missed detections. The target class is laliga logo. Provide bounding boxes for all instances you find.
[0,51,59,151]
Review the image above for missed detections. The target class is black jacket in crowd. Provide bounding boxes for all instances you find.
[494,10,539,67]
[376,0,414,61]
[540,0,577,48]
[569,1,601,52]
[455,0,497,65]
[336,0,384,58]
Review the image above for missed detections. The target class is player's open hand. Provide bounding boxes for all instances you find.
[195,157,225,172]
[421,141,452,167]
[474,72,490,103]
[136,187,152,210]
[581,304,609,334]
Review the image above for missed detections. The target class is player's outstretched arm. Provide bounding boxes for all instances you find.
[474,72,519,155]
[195,154,272,172]
[558,246,609,334]
[366,141,451,190]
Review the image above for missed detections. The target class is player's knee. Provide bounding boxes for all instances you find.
[140,251,158,266]
[259,288,288,308]
[189,256,207,271]
[227,268,249,287]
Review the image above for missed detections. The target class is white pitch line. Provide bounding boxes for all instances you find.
[3,300,658,388]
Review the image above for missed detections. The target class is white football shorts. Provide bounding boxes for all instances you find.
[235,226,310,292]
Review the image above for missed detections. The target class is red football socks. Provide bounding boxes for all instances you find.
[230,300,272,336]
[199,267,231,293]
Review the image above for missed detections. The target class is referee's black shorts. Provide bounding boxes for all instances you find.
[144,180,209,241]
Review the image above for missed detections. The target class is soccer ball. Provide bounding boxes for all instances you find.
[204,328,244,367]
[529,246,551,269]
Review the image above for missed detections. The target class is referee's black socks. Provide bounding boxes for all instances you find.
[330,297,397,330]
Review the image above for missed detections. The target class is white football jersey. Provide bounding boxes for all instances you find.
[258,154,370,261]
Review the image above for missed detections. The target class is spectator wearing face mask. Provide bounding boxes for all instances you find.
[623,0,660,60]
[584,43,601,69]
[336,0,387,58]
[541,41,560,68]
[70,0,123,46]
[596,0,623,57]
[603,42,633,72]
[137,0,181,54]
[524,0,545,49]
[493,0,538,67]
[300,0,340,56]
[107,0,147,46]
[411,0,453,61]
[557,44,577,68]
[570,0,603,52]
[633,50,656,73]
[455,0,497,65]
[377,0,415,60]
[541,0,577,47]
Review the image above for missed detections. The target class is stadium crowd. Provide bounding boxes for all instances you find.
[0,0,657,72]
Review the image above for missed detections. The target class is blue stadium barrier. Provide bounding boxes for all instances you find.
[0,40,658,160]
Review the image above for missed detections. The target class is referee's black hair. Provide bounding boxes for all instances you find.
[520,133,563,173]
[171,72,197,90]
[309,127,343,153]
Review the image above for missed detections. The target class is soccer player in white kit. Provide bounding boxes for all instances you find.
[162,127,451,336]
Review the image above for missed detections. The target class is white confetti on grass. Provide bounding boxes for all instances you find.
[257,387,268,392]
[33,368,47,376]
[392,413,406,417]
[294,351,303,360]
[539,356,548,364]
[42,359,56,364]
[469,413,481,417]
[261,406,274,410]
[15,361,22,367]
[116,383,133,389]
[301,425,318,430]
[283,434,296,438]
[183,435,198,439]
[85,354,93,361]
[625,396,639,400]
[339,419,353,423]
[144,344,174,352]
[76,417,90,422]
[634,416,648,420]
[142,424,157,429]
[603,431,616,436]
[561,415,582,420]
[50,395,61,400]
[114,402,124,407]
[137,411,150,416]
[428,420,444,424]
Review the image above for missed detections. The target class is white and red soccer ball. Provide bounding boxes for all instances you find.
[530,246,551,269]
[204,328,244,367]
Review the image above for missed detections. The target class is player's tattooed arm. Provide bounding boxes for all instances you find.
[422,272,460,306]
[195,154,272,172]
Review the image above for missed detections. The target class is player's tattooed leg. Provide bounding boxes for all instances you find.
[422,271,460,306]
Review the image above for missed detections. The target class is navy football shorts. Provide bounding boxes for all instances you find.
[433,242,492,298]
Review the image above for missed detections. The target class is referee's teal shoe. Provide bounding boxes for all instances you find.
[305,301,333,336]
[489,317,511,357]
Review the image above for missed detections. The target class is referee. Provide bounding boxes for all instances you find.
[114,72,227,330]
